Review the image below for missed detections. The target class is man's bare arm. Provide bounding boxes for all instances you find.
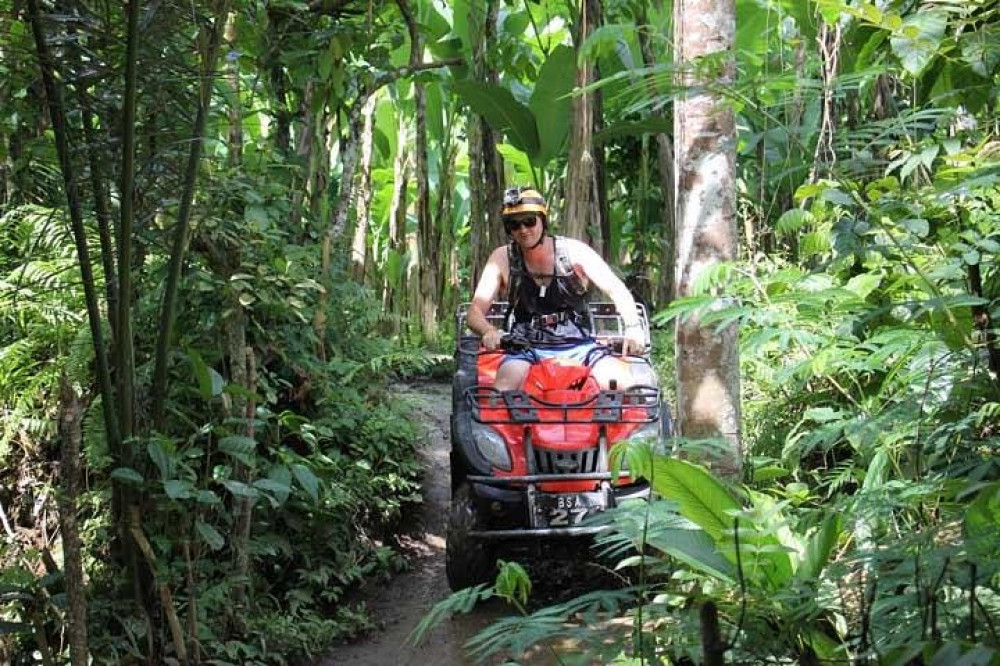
[569,240,645,353]
[466,248,507,348]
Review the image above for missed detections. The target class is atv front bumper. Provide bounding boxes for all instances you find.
[465,472,649,538]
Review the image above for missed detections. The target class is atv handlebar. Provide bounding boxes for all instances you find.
[468,332,647,358]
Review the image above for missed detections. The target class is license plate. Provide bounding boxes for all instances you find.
[531,491,606,528]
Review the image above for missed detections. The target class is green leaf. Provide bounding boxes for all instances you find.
[596,118,673,144]
[775,209,814,238]
[266,465,293,505]
[964,482,1000,565]
[221,479,259,499]
[196,490,221,505]
[890,11,948,77]
[163,480,194,500]
[797,513,842,580]
[644,524,736,582]
[187,349,224,400]
[425,81,444,143]
[845,272,882,299]
[453,80,539,159]
[253,477,292,500]
[494,560,531,605]
[960,27,1000,78]
[529,44,575,165]
[195,520,225,551]
[643,458,741,543]
[110,467,144,485]
[147,438,175,480]
[218,435,257,467]
[292,463,320,502]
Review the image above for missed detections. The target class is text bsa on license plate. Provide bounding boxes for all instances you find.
[532,491,606,528]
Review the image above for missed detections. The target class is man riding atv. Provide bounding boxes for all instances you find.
[465,186,653,392]
[447,187,665,590]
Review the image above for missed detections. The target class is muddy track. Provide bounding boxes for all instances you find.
[315,381,507,666]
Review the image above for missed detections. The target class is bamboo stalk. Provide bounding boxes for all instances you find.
[25,0,121,455]
[151,1,232,429]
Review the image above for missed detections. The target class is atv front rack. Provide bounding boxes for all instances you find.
[466,385,660,424]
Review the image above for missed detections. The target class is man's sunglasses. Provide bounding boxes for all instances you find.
[506,216,538,231]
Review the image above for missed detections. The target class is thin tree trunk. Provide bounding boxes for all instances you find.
[351,94,377,282]
[289,82,317,229]
[383,117,410,327]
[396,0,437,341]
[637,4,674,307]
[467,0,504,293]
[564,0,606,256]
[673,0,742,478]
[314,95,366,353]
[58,378,89,666]
[970,263,1000,394]
[151,3,231,429]
[67,9,119,342]
[129,507,188,665]
[700,600,726,666]
[434,127,456,316]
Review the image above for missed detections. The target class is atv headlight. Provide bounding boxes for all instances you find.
[471,423,512,471]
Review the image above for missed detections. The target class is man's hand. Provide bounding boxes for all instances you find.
[481,327,503,350]
[622,324,645,356]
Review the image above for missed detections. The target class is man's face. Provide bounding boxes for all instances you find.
[506,214,542,246]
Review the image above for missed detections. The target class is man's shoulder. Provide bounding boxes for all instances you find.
[557,236,596,259]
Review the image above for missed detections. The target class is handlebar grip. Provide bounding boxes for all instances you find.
[499,333,531,352]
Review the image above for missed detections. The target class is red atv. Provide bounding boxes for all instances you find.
[447,302,667,590]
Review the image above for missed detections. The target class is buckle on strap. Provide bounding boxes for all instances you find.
[531,312,569,328]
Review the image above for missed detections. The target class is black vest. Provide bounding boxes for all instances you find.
[506,236,591,345]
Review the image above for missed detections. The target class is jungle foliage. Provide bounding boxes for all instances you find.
[0,0,998,663]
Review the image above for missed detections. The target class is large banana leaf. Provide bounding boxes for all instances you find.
[453,80,540,159]
[639,456,796,590]
[529,44,575,166]
[642,457,741,543]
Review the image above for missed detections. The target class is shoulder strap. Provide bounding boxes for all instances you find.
[554,236,574,276]
[503,242,524,326]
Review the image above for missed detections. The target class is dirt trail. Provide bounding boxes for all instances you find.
[315,381,506,666]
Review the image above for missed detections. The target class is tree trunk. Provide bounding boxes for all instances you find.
[673,0,742,478]
[564,0,606,257]
[351,94,377,282]
[434,121,456,317]
[467,0,504,293]
[219,10,256,634]
[383,114,410,328]
[395,0,437,341]
[636,3,675,308]
[314,93,366,353]
[58,378,89,666]
[289,82,317,229]
[26,0,121,464]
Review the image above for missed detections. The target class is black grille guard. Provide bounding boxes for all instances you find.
[465,385,661,424]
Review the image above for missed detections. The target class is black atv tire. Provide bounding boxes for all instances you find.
[445,483,497,590]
